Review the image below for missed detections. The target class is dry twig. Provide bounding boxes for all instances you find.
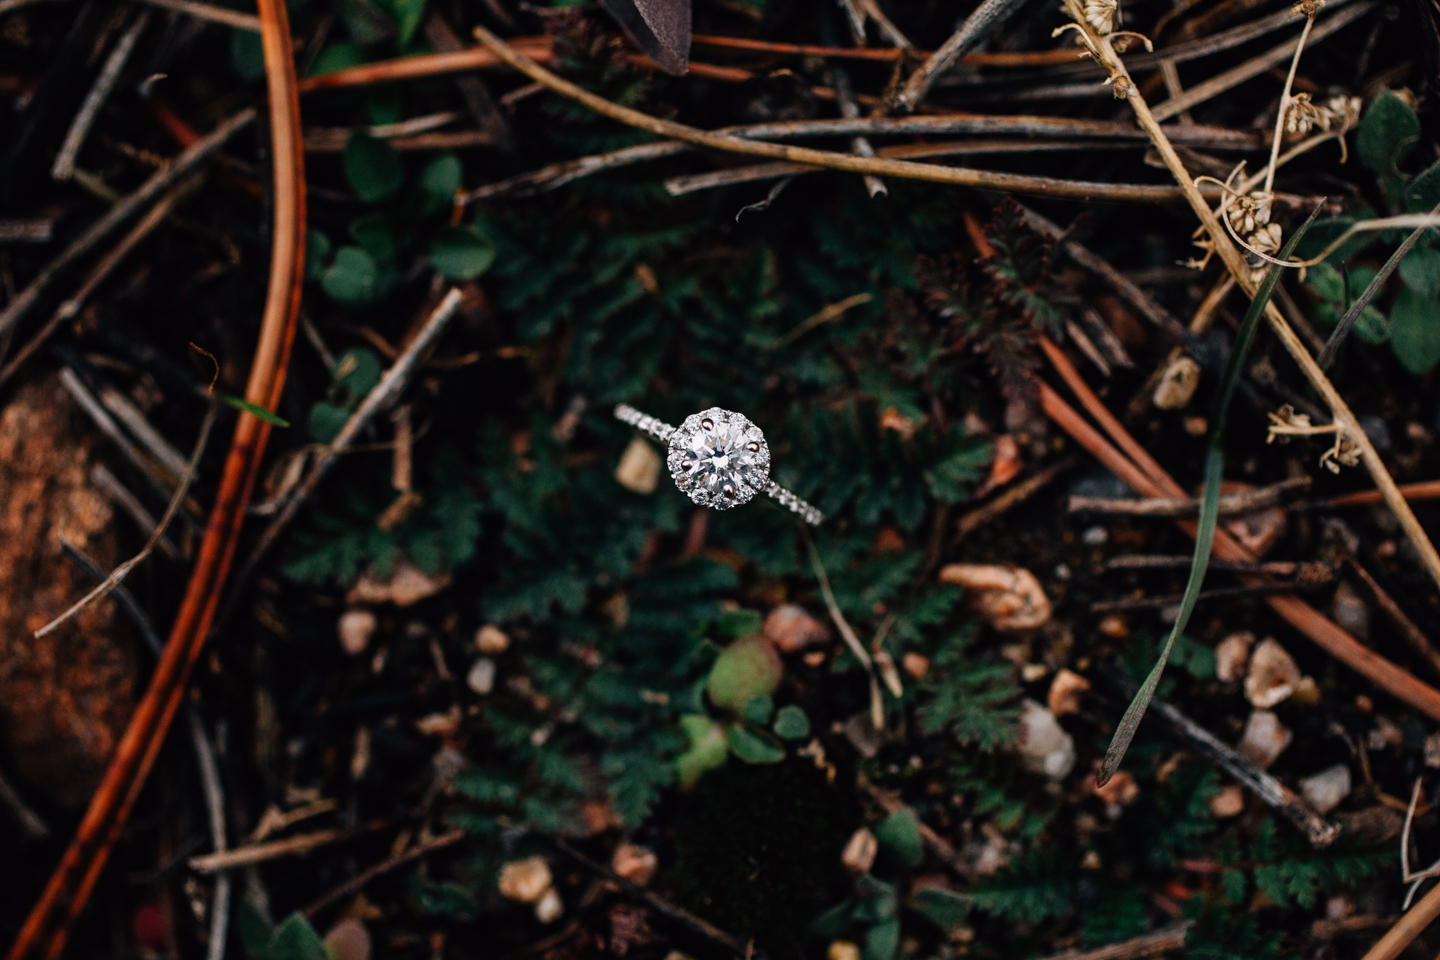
[303,829,465,917]
[52,9,151,181]
[1068,476,1310,516]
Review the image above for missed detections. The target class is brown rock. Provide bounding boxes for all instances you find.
[0,375,134,807]
[763,604,830,653]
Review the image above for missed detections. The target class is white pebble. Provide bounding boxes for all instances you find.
[1214,631,1253,683]
[1245,638,1300,708]
[1017,699,1075,780]
[533,886,563,923]
[1153,356,1201,410]
[337,609,377,656]
[1081,525,1109,545]
[1299,764,1351,814]
[467,657,497,695]
[1237,710,1292,768]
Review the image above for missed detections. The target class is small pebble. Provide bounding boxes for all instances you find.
[1299,764,1351,814]
[1237,710,1292,768]
[1097,614,1129,640]
[498,857,552,904]
[1183,415,1208,436]
[841,827,878,874]
[1331,580,1370,641]
[324,921,371,960]
[534,887,563,923]
[337,609,377,656]
[762,604,830,653]
[803,650,827,667]
[1047,669,1090,716]
[828,942,861,960]
[611,843,658,886]
[1210,784,1245,818]
[1424,733,1440,768]
[1153,355,1201,410]
[1021,662,1048,682]
[1017,699,1076,780]
[1082,525,1109,545]
[475,624,511,654]
[1054,563,1071,580]
[1291,676,1321,707]
[467,657,497,695]
[614,436,661,494]
[901,652,930,680]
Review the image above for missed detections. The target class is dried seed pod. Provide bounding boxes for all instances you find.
[1284,92,1322,138]
[1084,0,1118,33]
[1244,638,1299,708]
[762,604,830,654]
[534,887,563,923]
[1152,356,1202,410]
[338,609,377,656]
[1214,631,1255,683]
[611,843,658,886]
[938,564,1052,631]
[475,624,511,654]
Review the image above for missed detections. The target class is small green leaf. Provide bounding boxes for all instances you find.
[1353,305,1391,344]
[863,918,900,960]
[909,887,973,930]
[348,213,397,263]
[726,723,785,763]
[675,714,728,789]
[418,153,462,216]
[1358,90,1420,180]
[810,900,856,938]
[223,394,290,427]
[741,694,774,725]
[309,402,351,442]
[706,636,782,713]
[334,347,383,403]
[1391,288,1440,374]
[231,29,266,81]
[343,133,403,203]
[305,230,332,280]
[1408,160,1440,213]
[236,901,275,960]
[1304,263,1345,304]
[322,246,379,304]
[386,0,427,46]
[715,607,762,637]
[339,0,396,46]
[308,42,366,76]
[270,914,328,960]
[1400,246,1440,299]
[874,809,924,870]
[429,225,496,280]
[772,704,810,740]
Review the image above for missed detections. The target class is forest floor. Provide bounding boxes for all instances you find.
[3,0,1440,959]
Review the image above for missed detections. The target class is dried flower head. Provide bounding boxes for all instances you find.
[1108,73,1134,99]
[1267,405,1315,443]
[1284,92,1323,139]
[1249,222,1283,257]
[1226,192,1272,235]
[1321,431,1363,473]
[1085,0,1119,33]
[1291,0,1325,16]
[1320,95,1362,132]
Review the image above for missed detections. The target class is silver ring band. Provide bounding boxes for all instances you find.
[615,403,824,525]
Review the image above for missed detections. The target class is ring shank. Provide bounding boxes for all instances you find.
[615,404,824,525]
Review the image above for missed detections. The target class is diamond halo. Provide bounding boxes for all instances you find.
[666,407,771,509]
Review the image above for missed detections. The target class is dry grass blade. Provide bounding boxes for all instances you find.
[890,0,1031,112]
[802,526,885,729]
[1358,881,1440,960]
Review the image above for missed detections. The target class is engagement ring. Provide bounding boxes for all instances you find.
[614,404,824,525]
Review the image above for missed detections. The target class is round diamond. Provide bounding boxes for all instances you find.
[667,407,770,509]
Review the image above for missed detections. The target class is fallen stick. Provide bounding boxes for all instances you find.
[1358,881,1440,960]
[51,8,151,181]
[1068,477,1311,517]
[855,774,971,876]
[190,824,384,873]
[303,829,465,917]
[134,0,260,31]
[954,457,1077,542]
[1344,556,1440,682]
[1105,555,1306,576]
[889,0,1032,112]
[1089,578,1329,613]
[1102,673,1338,845]
[0,108,255,340]
[1034,923,1192,960]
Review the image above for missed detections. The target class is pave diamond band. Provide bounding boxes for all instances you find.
[615,403,824,525]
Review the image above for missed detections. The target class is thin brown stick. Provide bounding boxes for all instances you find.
[303,829,465,917]
[890,0,1031,112]
[1358,881,1440,960]
[297,38,554,93]
[1319,481,1440,509]
[955,457,1077,542]
[34,401,216,640]
[0,109,256,340]
[189,824,383,873]
[1034,924,1192,960]
[0,765,47,839]
[52,9,151,181]
[1090,579,1328,612]
[1068,477,1310,517]
[89,464,181,560]
[134,0,261,31]
[0,175,206,392]
[689,32,1080,65]
[802,526,885,728]
[552,837,748,956]
[1149,1,1376,121]
[305,130,496,152]
[1105,555,1303,575]
[1062,0,1440,597]
[1345,557,1440,682]
[466,116,1261,203]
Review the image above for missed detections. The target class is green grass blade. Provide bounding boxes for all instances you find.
[222,393,291,427]
[1097,204,1324,785]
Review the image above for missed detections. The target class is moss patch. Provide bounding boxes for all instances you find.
[672,758,855,956]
